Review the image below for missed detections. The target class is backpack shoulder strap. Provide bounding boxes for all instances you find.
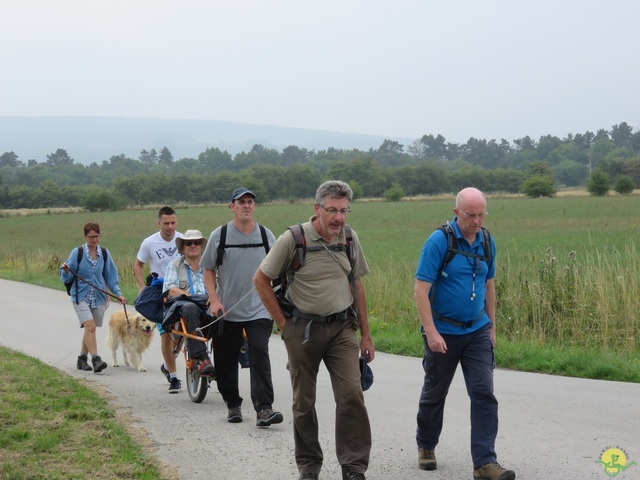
[344,224,355,268]
[437,223,457,276]
[71,246,83,303]
[217,223,271,268]
[480,227,492,265]
[288,223,354,272]
[438,223,492,277]
[287,224,306,271]
[215,223,228,268]
[77,245,109,265]
[99,246,110,282]
[258,224,270,256]
[281,224,358,314]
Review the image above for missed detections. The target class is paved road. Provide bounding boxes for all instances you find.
[1,279,638,480]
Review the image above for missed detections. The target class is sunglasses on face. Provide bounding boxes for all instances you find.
[182,240,203,247]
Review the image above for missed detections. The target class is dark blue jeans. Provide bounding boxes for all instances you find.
[416,324,498,468]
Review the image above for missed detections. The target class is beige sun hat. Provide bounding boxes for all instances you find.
[175,229,207,251]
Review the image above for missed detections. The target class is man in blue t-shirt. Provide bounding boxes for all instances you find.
[413,187,515,480]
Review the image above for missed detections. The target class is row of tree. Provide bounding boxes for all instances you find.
[0,160,634,212]
[1,123,638,210]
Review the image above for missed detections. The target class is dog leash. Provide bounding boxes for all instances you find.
[68,269,133,334]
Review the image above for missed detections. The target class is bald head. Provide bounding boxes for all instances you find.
[454,188,488,240]
[456,188,486,210]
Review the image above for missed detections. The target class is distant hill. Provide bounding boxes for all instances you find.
[0,116,411,165]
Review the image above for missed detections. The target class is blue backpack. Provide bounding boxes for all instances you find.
[133,276,165,324]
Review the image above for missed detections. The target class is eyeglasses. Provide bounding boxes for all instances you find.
[459,210,488,220]
[183,240,203,247]
[86,235,100,239]
[319,204,351,217]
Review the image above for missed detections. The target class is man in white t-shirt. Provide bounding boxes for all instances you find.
[135,206,183,392]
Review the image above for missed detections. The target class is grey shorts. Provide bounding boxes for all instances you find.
[73,301,107,328]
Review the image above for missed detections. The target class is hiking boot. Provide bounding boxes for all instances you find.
[418,447,437,470]
[299,473,319,480]
[473,462,516,480]
[77,355,93,371]
[341,466,366,480]
[197,357,215,376]
[168,377,181,393]
[227,406,243,423]
[256,408,283,427]
[92,355,107,373]
[160,364,171,383]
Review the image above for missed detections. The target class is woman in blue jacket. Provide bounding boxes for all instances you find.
[60,222,126,373]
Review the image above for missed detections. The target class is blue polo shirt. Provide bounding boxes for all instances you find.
[415,217,496,335]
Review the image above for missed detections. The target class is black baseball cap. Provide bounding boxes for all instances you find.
[231,187,256,201]
[360,353,374,391]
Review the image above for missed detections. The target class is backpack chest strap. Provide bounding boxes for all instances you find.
[450,247,489,265]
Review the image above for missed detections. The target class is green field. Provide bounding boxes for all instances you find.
[1,194,639,382]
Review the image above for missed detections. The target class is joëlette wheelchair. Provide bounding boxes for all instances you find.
[169,312,217,403]
[168,307,249,403]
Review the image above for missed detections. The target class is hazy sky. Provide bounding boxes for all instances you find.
[2,0,639,144]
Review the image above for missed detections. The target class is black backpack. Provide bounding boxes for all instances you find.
[273,224,355,315]
[436,222,492,278]
[64,246,109,300]
[213,223,271,338]
[215,223,270,268]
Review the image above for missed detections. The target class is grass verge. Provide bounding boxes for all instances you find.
[0,346,177,480]
[495,340,640,382]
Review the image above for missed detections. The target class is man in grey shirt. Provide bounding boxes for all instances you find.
[201,187,283,427]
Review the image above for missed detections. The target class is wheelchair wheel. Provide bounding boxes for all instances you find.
[186,366,208,403]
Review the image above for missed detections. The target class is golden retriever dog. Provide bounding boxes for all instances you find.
[105,311,155,372]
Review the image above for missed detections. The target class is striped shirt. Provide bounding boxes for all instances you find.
[163,258,207,296]
[83,244,105,308]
